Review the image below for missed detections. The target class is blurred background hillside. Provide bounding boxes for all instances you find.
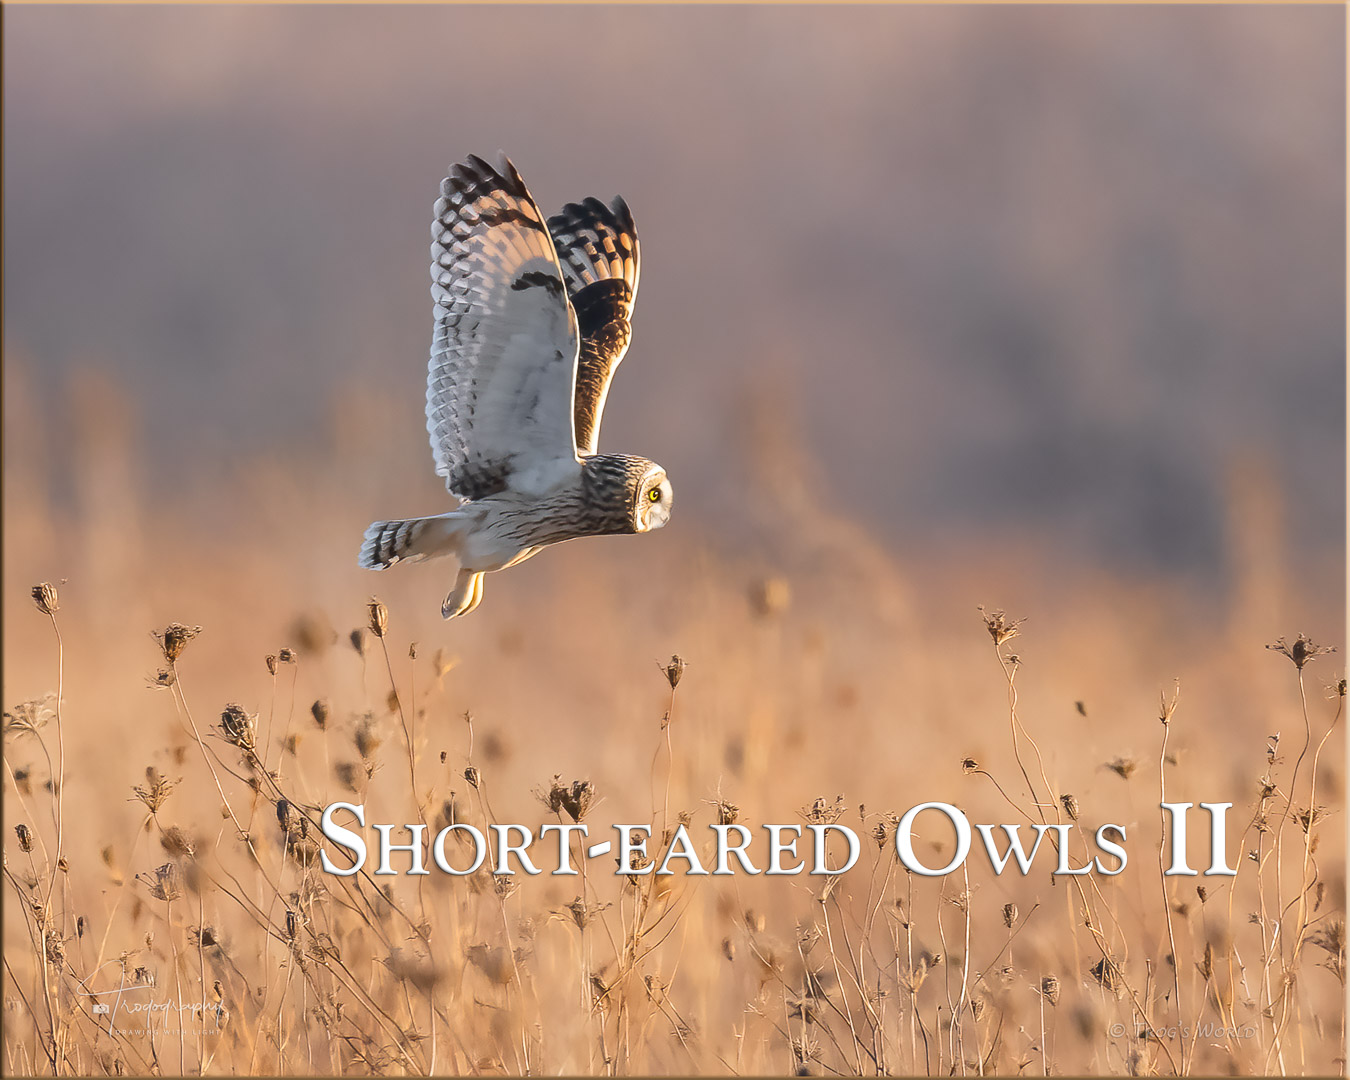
[4,3,1344,591]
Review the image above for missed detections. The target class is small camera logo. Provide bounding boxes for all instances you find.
[92,1004,110,1015]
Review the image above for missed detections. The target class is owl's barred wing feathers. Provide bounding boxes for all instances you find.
[547,197,641,456]
[427,154,581,501]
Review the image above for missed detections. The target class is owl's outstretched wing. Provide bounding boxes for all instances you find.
[427,154,581,500]
[547,196,640,456]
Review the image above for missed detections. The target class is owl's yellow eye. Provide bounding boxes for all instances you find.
[648,488,661,502]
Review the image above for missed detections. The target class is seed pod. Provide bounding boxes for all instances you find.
[367,598,389,639]
[663,655,687,690]
[31,582,58,616]
[157,623,202,663]
[219,705,258,751]
[1041,975,1060,1006]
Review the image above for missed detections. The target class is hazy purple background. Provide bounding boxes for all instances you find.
[5,4,1345,587]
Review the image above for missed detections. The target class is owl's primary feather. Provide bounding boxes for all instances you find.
[427,154,581,500]
[548,197,641,455]
[361,153,672,618]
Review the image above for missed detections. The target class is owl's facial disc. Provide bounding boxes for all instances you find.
[636,470,673,532]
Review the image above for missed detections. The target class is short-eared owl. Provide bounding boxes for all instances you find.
[358,154,672,617]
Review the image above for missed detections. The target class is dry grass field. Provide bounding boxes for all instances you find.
[3,368,1344,1077]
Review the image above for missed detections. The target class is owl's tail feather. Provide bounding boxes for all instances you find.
[442,570,485,619]
[358,512,469,570]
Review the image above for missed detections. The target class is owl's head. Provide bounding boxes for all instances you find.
[634,467,673,533]
[581,454,673,535]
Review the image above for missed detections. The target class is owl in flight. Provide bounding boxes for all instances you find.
[358,154,672,617]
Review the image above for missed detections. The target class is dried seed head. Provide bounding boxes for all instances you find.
[1159,685,1180,725]
[265,654,278,676]
[189,925,218,948]
[354,717,381,760]
[334,761,361,793]
[1061,793,1080,821]
[1196,885,1209,904]
[978,607,1023,646]
[45,928,65,964]
[1267,634,1336,671]
[716,800,740,827]
[367,598,389,639]
[663,655,687,690]
[132,767,178,814]
[311,699,330,730]
[141,862,183,902]
[278,648,296,665]
[155,623,202,664]
[565,896,589,930]
[1296,805,1327,834]
[1041,975,1060,1006]
[961,757,980,774]
[1003,902,1018,929]
[408,642,418,660]
[3,696,54,739]
[159,826,195,859]
[463,766,480,789]
[560,780,595,822]
[871,815,894,850]
[539,776,595,821]
[31,582,59,616]
[722,937,736,962]
[219,704,258,751]
[1198,941,1214,981]
[620,853,652,885]
[1090,956,1120,993]
[15,823,33,853]
[1105,757,1138,780]
[802,795,847,826]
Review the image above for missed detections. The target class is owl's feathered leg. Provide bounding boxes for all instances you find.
[358,512,469,570]
[442,570,485,619]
